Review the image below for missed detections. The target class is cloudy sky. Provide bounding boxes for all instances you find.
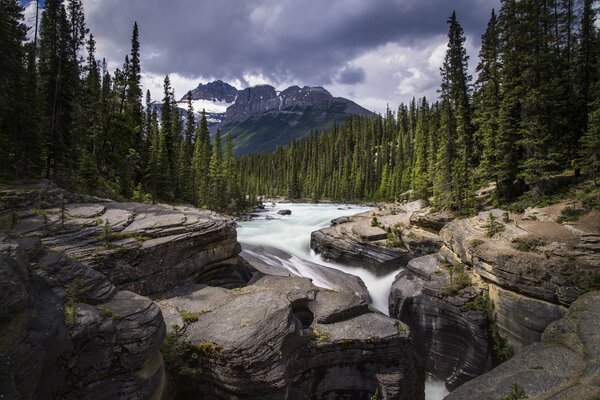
[23,0,500,113]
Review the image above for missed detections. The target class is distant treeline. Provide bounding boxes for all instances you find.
[239,2,600,213]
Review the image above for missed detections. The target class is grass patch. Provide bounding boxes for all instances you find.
[557,207,585,223]
[179,309,209,325]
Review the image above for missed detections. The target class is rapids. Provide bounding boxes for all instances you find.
[237,202,449,399]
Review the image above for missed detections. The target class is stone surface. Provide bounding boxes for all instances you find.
[0,186,254,295]
[389,253,491,390]
[158,275,424,399]
[0,236,166,400]
[409,209,455,232]
[446,291,600,400]
[311,203,443,274]
[439,209,599,350]
[240,243,370,302]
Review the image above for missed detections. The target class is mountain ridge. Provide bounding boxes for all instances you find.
[176,80,375,154]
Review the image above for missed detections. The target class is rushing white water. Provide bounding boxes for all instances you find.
[237,202,449,399]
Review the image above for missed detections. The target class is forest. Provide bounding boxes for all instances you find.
[0,0,245,213]
[1,0,599,215]
[240,2,600,214]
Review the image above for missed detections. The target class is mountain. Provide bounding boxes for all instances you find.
[177,80,238,131]
[221,84,374,154]
[168,80,374,154]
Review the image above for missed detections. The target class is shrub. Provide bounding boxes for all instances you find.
[485,213,505,237]
[511,237,545,252]
[440,260,471,296]
[501,383,528,400]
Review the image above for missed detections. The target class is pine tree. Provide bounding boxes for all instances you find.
[208,130,223,210]
[411,97,431,199]
[193,110,212,207]
[434,11,475,212]
[0,0,30,178]
[474,9,502,189]
[582,86,600,185]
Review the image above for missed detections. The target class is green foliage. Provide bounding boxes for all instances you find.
[511,237,545,252]
[485,213,505,237]
[311,328,330,343]
[501,383,528,400]
[160,325,202,380]
[370,388,379,400]
[462,291,513,363]
[385,224,405,248]
[581,271,600,293]
[371,216,380,227]
[179,309,208,325]
[557,206,585,223]
[440,260,471,296]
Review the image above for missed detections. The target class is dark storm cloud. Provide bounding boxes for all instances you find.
[337,66,366,85]
[79,0,499,86]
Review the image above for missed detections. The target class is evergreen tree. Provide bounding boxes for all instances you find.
[208,130,223,210]
[474,9,502,189]
[0,0,31,178]
[193,110,212,207]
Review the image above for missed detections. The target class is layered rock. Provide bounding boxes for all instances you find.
[440,209,598,351]
[0,236,166,400]
[1,182,253,296]
[240,243,370,302]
[446,291,600,400]
[158,275,423,399]
[389,252,490,390]
[311,202,444,274]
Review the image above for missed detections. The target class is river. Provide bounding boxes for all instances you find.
[237,202,449,400]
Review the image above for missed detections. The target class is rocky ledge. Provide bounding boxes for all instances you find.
[441,208,599,351]
[158,275,423,399]
[0,236,166,400]
[389,204,599,390]
[1,181,253,296]
[446,290,600,400]
[310,201,445,273]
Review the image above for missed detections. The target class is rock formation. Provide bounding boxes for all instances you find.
[446,291,600,400]
[311,202,443,274]
[389,251,491,390]
[0,182,425,399]
[389,205,599,390]
[0,236,167,400]
[158,275,423,400]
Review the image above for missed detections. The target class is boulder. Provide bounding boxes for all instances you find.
[410,210,455,232]
[240,243,370,302]
[446,291,600,400]
[158,275,424,399]
[277,209,292,215]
